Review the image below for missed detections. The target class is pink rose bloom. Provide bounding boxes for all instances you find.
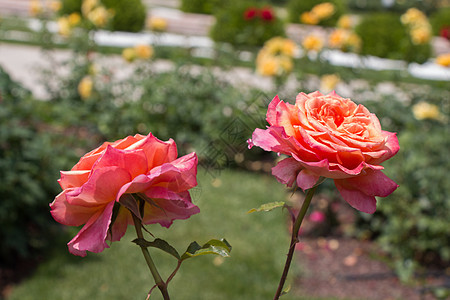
[248,91,399,214]
[50,133,199,256]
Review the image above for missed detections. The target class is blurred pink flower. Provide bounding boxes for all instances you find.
[309,211,326,223]
[50,133,199,256]
[248,91,399,214]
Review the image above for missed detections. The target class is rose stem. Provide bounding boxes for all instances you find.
[273,184,318,300]
[131,213,170,300]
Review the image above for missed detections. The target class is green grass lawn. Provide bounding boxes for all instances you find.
[7,169,333,300]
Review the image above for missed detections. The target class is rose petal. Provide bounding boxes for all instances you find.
[90,145,148,179]
[126,133,178,169]
[50,190,97,226]
[266,95,281,125]
[107,206,132,242]
[142,187,200,227]
[334,170,398,213]
[67,201,115,256]
[59,170,90,190]
[272,157,302,187]
[116,152,198,198]
[66,166,131,206]
[334,184,377,214]
[296,169,321,191]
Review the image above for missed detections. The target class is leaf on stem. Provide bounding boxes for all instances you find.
[281,284,291,296]
[181,239,232,261]
[247,201,286,214]
[132,238,181,260]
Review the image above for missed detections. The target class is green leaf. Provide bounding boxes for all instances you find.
[281,283,291,296]
[247,201,286,214]
[132,238,181,260]
[181,239,232,261]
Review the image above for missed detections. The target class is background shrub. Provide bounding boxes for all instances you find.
[179,0,221,15]
[210,1,285,48]
[0,67,87,266]
[287,0,346,27]
[355,13,431,63]
[60,0,82,15]
[357,88,450,278]
[102,0,146,32]
[430,7,450,37]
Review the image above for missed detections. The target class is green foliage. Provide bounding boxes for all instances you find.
[247,201,286,213]
[102,0,146,33]
[179,0,221,14]
[355,12,431,63]
[0,67,83,265]
[358,87,450,277]
[41,55,258,165]
[60,0,82,15]
[287,0,346,26]
[210,1,285,48]
[430,7,450,36]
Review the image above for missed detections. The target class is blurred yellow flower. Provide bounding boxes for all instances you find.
[265,37,285,54]
[87,6,110,27]
[256,37,296,77]
[300,12,319,25]
[400,8,431,45]
[412,102,442,120]
[346,32,361,51]
[147,17,168,32]
[257,55,279,76]
[68,12,81,26]
[48,1,62,12]
[337,15,352,29]
[134,44,154,59]
[436,53,450,67]
[410,26,431,45]
[311,2,335,20]
[320,74,340,92]
[78,76,93,99]
[82,0,99,17]
[329,29,361,52]
[281,39,297,57]
[329,29,345,48]
[264,37,297,57]
[302,35,323,52]
[122,48,136,62]
[30,0,42,16]
[401,8,427,26]
[57,17,71,37]
[278,56,293,73]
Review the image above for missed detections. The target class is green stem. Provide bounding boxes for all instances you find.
[131,213,170,300]
[273,184,319,300]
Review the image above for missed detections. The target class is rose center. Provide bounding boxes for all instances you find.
[319,104,345,128]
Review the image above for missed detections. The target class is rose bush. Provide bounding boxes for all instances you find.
[50,133,199,256]
[248,91,399,214]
